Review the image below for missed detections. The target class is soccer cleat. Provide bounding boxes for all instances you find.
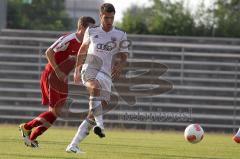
[233,135,240,143]
[19,123,32,146]
[93,126,105,138]
[66,145,85,154]
[29,140,39,148]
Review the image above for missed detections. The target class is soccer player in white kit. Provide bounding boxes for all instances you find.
[66,3,128,153]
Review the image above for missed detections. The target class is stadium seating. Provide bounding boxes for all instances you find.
[0,29,240,132]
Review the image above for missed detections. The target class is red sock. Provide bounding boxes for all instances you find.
[24,111,57,130]
[29,111,57,140]
[30,126,47,140]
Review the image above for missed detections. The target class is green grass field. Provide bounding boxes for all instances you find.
[0,124,239,159]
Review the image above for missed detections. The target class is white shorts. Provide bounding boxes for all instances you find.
[81,69,112,102]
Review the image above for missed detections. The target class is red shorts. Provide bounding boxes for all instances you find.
[41,57,75,108]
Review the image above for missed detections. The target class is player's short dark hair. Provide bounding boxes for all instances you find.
[78,16,95,29]
[100,3,115,14]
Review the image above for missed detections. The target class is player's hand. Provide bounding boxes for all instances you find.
[55,68,67,83]
[73,69,81,84]
[112,64,123,81]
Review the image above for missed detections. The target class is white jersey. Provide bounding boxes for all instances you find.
[82,25,128,77]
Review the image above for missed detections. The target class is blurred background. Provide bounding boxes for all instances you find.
[0,0,240,133]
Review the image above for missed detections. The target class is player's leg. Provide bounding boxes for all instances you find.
[19,112,56,147]
[29,71,69,142]
[92,73,112,138]
[28,94,67,146]
[19,71,53,147]
[66,101,112,153]
[85,79,106,138]
[66,70,99,153]
[92,100,109,138]
[19,72,64,147]
[66,112,95,153]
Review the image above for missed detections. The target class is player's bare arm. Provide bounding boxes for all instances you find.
[112,52,128,80]
[74,43,89,84]
[45,47,67,82]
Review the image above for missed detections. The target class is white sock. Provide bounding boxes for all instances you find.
[69,119,92,147]
[235,128,240,136]
[89,97,104,129]
[94,115,104,129]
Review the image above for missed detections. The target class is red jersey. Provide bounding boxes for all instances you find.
[45,33,82,72]
[41,33,81,107]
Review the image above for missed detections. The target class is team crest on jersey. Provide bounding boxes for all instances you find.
[94,35,99,38]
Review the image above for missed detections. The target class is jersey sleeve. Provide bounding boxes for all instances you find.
[119,32,129,53]
[82,27,91,45]
[50,36,70,53]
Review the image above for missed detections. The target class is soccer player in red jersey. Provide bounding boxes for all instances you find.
[18,16,95,148]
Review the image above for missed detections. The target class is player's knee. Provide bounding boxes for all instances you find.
[50,107,61,117]
[49,109,57,117]
[49,107,56,116]
[87,87,100,96]
[86,81,101,95]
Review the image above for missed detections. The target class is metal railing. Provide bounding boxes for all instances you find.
[0,35,240,131]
